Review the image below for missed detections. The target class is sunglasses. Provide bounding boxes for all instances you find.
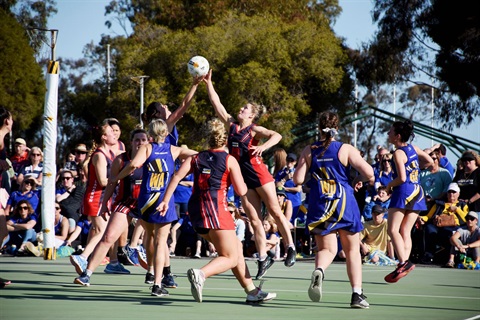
[24,181,34,185]
[31,153,41,157]
[55,207,61,210]
[62,176,73,180]
[20,206,29,210]
[466,216,477,221]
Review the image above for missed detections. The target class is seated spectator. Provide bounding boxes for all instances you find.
[63,143,88,180]
[363,185,391,221]
[17,146,43,189]
[229,202,246,242]
[432,143,455,177]
[360,205,395,265]
[2,200,37,254]
[447,211,480,267]
[374,153,394,191]
[275,153,303,222]
[5,177,39,216]
[418,182,469,264]
[263,216,280,259]
[56,169,85,233]
[9,138,30,191]
[54,202,69,248]
[453,150,480,212]
[420,149,452,206]
[64,215,91,251]
[276,186,294,227]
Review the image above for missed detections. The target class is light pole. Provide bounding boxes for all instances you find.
[131,76,149,128]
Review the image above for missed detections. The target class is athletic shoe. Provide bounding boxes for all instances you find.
[246,281,277,304]
[384,261,415,283]
[125,245,140,266]
[162,273,178,288]
[187,268,205,303]
[193,253,201,259]
[70,255,87,275]
[308,268,324,302]
[255,256,274,280]
[284,246,296,267]
[169,251,175,257]
[25,242,41,257]
[74,272,91,286]
[145,272,154,284]
[117,247,133,266]
[151,284,169,297]
[137,247,148,270]
[104,263,131,274]
[0,277,11,288]
[350,292,369,309]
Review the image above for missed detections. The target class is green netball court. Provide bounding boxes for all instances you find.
[0,256,479,320]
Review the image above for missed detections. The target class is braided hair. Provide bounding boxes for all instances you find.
[204,118,228,149]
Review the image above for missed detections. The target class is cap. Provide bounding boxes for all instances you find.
[75,144,88,153]
[15,138,26,145]
[461,153,475,161]
[24,174,36,185]
[372,204,386,215]
[447,183,460,193]
[287,153,297,161]
[276,186,286,197]
[466,211,478,220]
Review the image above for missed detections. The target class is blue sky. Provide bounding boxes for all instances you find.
[48,0,478,164]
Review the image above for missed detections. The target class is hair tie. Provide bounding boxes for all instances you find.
[322,128,338,137]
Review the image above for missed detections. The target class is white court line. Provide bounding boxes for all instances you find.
[464,316,480,320]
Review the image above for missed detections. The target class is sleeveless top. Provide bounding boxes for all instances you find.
[138,141,176,223]
[115,152,143,202]
[227,122,273,189]
[389,144,426,211]
[307,140,363,235]
[82,148,113,216]
[188,150,235,230]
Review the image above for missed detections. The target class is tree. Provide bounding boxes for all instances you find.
[0,8,45,138]
[356,0,479,128]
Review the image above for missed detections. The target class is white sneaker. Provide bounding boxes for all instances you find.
[187,268,204,303]
[246,288,277,304]
[308,268,324,302]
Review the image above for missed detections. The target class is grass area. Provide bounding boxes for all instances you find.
[0,256,479,320]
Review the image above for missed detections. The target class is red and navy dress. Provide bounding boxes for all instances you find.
[111,152,143,218]
[82,149,113,217]
[228,123,273,189]
[188,150,235,231]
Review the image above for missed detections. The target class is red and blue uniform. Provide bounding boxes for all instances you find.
[228,123,273,189]
[112,152,143,218]
[82,149,113,217]
[188,150,235,231]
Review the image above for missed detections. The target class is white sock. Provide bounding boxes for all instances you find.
[353,287,362,295]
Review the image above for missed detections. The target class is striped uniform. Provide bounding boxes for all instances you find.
[82,149,113,217]
[389,144,426,211]
[111,152,143,218]
[307,141,363,235]
[188,150,235,231]
[228,123,273,189]
[138,142,177,224]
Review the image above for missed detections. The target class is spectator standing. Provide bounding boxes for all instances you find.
[10,138,29,191]
[64,144,88,180]
[453,150,480,212]
[432,143,455,177]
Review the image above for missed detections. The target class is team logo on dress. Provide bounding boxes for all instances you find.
[207,156,214,161]
[232,142,239,147]
[201,168,211,174]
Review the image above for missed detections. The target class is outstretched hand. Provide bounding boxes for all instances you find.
[203,69,212,83]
